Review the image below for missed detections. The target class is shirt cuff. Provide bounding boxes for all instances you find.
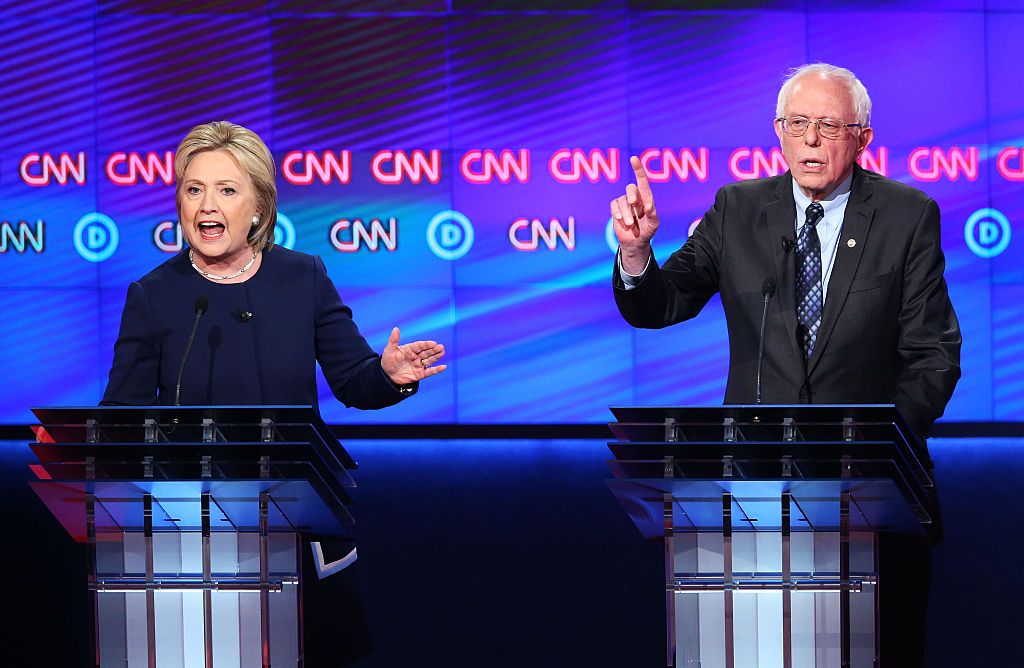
[618,249,651,290]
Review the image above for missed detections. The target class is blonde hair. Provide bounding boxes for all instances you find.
[175,121,278,250]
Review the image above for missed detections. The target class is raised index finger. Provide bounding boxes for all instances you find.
[629,155,653,202]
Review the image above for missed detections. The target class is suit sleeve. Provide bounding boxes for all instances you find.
[101,282,161,405]
[613,186,724,328]
[894,198,961,437]
[312,255,414,409]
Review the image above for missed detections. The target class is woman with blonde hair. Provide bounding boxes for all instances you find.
[103,120,446,664]
[104,120,445,408]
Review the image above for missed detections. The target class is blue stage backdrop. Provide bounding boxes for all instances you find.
[0,1,1017,424]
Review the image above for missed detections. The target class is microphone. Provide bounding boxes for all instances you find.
[781,237,795,252]
[174,295,209,406]
[756,278,776,404]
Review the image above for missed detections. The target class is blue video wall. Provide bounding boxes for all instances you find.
[0,1,1019,424]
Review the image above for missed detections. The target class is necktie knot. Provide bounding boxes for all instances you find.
[805,202,825,228]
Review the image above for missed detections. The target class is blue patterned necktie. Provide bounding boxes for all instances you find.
[796,202,825,362]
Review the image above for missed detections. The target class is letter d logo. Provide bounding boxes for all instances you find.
[965,208,1011,259]
[73,212,119,262]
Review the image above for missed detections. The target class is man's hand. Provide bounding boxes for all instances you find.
[611,155,660,275]
[380,327,447,385]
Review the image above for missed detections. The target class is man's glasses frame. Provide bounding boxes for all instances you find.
[776,115,863,139]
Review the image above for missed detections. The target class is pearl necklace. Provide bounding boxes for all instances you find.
[189,249,258,281]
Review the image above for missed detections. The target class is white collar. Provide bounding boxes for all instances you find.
[792,170,854,216]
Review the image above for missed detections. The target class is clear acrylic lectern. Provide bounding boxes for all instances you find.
[27,405,357,668]
[607,405,936,668]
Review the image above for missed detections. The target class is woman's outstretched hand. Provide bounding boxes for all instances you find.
[380,327,447,385]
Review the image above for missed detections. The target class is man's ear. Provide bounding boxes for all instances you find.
[856,127,874,157]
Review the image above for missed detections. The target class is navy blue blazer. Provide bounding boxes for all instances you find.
[102,246,412,410]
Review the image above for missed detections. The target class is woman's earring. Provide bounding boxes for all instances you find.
[252,215,259,225]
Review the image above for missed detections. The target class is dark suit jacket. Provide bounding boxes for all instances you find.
[102,246,412,410]
[614,166,961,438]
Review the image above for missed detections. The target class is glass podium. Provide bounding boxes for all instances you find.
[27,405,357,668]
[607,405,936,668]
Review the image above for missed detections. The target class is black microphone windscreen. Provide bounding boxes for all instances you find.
[762,278,777,297]
[194,295,209,315]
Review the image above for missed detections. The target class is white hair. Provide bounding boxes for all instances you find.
[776,63,872,127]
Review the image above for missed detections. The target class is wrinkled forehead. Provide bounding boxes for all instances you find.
[784,75,856,119]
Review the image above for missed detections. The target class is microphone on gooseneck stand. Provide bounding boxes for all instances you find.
[756,278,777,405]
[174,295,209,407]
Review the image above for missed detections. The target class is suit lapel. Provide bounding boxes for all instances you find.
[765,174,803,364]
[807,166,875,375]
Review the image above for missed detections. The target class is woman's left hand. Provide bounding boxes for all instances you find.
[381,327,447,385]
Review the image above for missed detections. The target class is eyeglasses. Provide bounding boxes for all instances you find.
[776,116,863,140]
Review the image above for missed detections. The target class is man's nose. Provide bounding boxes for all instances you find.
[803,122,822,146]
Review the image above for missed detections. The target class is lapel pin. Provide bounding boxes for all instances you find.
[847,238,856,248]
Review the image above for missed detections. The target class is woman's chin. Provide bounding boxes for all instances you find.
[190,246,218,262]
[190,241,234,262]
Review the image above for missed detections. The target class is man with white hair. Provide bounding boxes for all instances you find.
[611,63,960,665]
[612,62,959,437]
